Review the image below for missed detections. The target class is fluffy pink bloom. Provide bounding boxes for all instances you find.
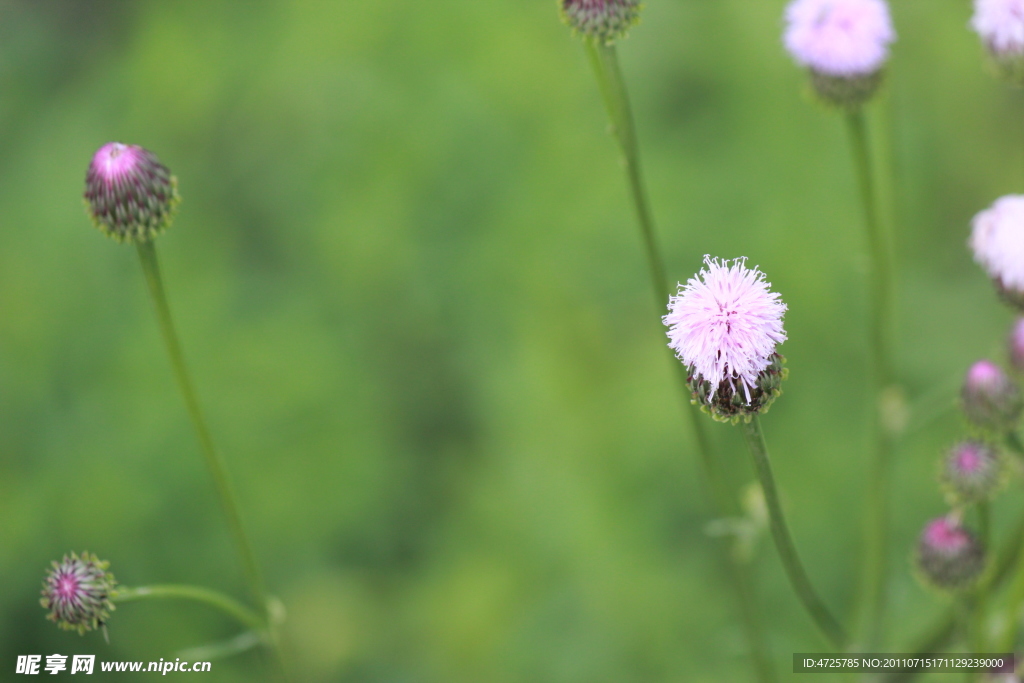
[664,256,787,405]
[972,0,1024,57]
[970,195,1024,293]
[783,0,896,77]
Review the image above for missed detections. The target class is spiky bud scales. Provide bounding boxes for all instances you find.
[40,552,117,635]
[84,142,179,244]
[560,0,641,45]
[940,440,1004,504]
[915,517,985,590]
[961,360,1023,432]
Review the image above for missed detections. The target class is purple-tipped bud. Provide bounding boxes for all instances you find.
[560,0,641,45]
[962,360,1023,432]
[83,142,179,244]
[916,517,985,590]
[40,552,117,635]
[941,440,1004,504]
[1009,319,1024,373]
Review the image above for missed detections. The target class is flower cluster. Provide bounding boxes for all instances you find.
[40,552,117,635]
[664,256,788,423]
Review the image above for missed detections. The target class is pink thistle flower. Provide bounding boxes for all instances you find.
[915,517,985,590]
[972,0,1024,75]
[971,195,1024,308]
[84,142,179,244]
[40,552,117,635]
[783,0,896,107]
[664,256,788,422]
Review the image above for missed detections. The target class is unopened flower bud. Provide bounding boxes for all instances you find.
[972,0,1024,86]
[84,142,179,244]
[940,440,1004,504]
[40,552,117,635]
[916,517,985,590]
[962,360,1023,432]
[783,0,896,109]
[560,0,641,45]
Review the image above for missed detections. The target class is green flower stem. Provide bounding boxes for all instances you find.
[583,40,775,681]
[741,416,848,649]
[114,585,265,633]
[846,108,897,648]
[136,242,290,683]
[136,242,267,613]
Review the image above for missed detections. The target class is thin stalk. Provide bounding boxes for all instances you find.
[846,108,896,648]
[741,416,848,649]
[135,242,287,680]
[114,585,265,633]
[583,40,774,680]
[136,241,267,612]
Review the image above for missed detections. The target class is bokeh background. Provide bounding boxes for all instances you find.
[2,0,1023,680]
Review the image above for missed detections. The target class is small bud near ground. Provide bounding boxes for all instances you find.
[783,0,896,108]
[84,142,179,244]
[940,440,1004,504]
[560,0,641,45]
[961,360,1023,432]
[40,552,117,635]
[915,517,985,590]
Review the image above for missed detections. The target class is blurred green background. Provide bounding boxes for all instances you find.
[2,0,1023,680]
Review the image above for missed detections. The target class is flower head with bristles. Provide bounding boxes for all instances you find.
[84,142,179,244]
[664,256,788,422]
[971,195,1024,308]
[40,552,117,635]
[783,0,896,107]
[972,0,1024,83]
[560,0,641,45]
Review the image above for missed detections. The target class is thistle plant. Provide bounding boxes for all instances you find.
[665,257,847,649]
[40,553,267,650]
[783,0,898,648]
[68,142,287,677]
[560,7,775,680]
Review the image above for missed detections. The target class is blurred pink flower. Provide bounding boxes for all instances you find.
[972,0,1024,57]
[664,256,787,405]
[784,0,896,77]
[971,195,1024,294]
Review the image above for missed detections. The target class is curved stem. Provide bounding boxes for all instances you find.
[136,242,267,612]
[742,416,848,649]
[114,585,265,633]
[583,40,775,680]
[135,242,288,681]
[846,109,897,649]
